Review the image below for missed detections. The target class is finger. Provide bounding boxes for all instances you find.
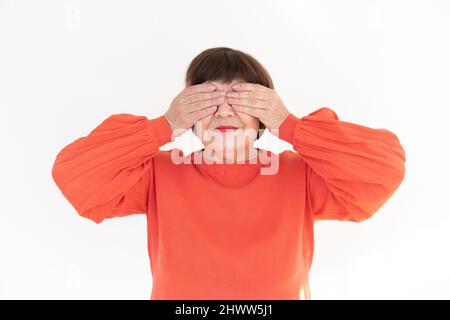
[226,90,271,100]
[231,105,264,118]
[184,83,217,96]
[190,106,218,121]
[184,90,225,105]
[187,95,225,113]
[231,82,266,92]
[226,97,270,109]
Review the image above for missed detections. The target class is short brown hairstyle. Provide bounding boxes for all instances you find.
[185,47,274,131]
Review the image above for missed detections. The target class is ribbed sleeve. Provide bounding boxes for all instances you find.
[51,114,173,224]
[279,107,406,222]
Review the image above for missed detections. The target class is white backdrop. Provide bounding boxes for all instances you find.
[1,0,449,299]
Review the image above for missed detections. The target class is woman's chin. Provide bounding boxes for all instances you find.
[222,146,253,162]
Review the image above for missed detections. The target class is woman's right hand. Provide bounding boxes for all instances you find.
[164,83,226,137]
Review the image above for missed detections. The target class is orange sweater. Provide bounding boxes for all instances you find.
[51,107,406,300]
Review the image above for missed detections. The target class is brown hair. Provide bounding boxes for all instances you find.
[185,47,274,131]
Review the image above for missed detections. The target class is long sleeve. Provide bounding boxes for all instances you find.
[278,107,406,222]
[51,113,173,224]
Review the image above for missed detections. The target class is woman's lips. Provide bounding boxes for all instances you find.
[214,126,239,132]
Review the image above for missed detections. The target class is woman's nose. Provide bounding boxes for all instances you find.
[214,98,235,117]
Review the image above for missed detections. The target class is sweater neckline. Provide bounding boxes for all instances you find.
[190,150,270,188]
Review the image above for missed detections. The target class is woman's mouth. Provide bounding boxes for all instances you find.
[214,126,239,132]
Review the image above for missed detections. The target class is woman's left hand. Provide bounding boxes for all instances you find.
[225,82,291,130]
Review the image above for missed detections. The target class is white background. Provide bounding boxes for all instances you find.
[1,0,449,299]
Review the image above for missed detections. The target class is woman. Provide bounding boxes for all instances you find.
[51,47,406,300]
